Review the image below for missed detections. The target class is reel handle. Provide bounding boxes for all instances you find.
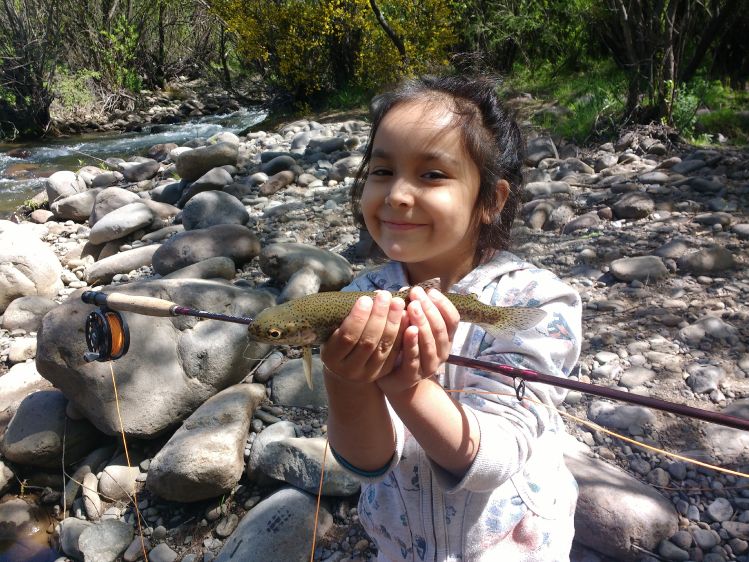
[81,291,177,317]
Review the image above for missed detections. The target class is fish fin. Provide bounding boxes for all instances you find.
[395,278,441,299]
[479,307,547,337]
[303,346,314,390]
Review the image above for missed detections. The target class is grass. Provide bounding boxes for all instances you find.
[501,60,627,143]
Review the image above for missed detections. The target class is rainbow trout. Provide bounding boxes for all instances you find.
[248,283,546,389]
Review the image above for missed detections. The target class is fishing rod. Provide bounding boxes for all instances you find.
[80,290,749,432]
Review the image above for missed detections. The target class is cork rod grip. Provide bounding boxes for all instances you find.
[81,291,177,317]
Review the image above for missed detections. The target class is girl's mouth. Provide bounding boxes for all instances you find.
[381,220,424,231]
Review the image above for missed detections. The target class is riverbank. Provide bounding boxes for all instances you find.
[0,106,748,562]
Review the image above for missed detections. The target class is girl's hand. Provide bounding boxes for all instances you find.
[320,291,407,385]
[376,287,460,395]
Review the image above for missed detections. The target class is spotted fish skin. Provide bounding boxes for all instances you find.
[247,289,545,346]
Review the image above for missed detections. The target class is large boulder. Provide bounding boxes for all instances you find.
[84,244,161,285]
[50,188,102,222]
[46,170,86,202]
[89,187,142,226]
[181,191,249,231]
[35,279,274,437]
[176,142,238,182]
[566,439,678,561]
[2,295,58,332]
[147,383,265,501]
[0,362,53,437]
[88,202,156,245]
[0,389,104,468]
[0,221,63,314]
[152,224,260,276]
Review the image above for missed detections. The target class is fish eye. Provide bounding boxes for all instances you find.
[268,328,282,339]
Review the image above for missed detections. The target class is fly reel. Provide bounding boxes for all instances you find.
[83,307,130,362]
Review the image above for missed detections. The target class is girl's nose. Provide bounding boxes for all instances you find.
[385,177,414,207]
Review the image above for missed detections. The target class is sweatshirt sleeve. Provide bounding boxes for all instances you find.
[429,267,582,493]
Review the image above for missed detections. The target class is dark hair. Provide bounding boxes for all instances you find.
[350,74,525,263]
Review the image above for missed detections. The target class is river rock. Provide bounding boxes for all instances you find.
[703,400,749,463]
[51,188,102,222]
[121,158,160,182]
[36,279,274,437]
[59,517,94,559]
[526,136,558,166]
[85,243,161,284]
[257,436,360,496]
[246,420,298,483]
[259,242,353,298]
[88,202,156,244]
[270,356,327,408]
[176,142,238,182]
[147,383,265,502]
[0,389,103,468]
[0,460,13,495]
[612,192,655,219]
[0,362,52,436]
[259,170,295,196]
[677,246,735,275]
[2,295,58,332]
[162,256,236,280]
[181,191,249,230]
[177,167,234,207]
[99,464,141,502]
[327,155,362,182]
[587,400,656,430]
[152,224,260,276]
[46,170,87,202]
[90,187,143,226]
[0,221,63,313]
[214,487,333,562]
[609,256,668,283]
[78,519,134,562]
[260,154,300,176]
[566,440,678,561]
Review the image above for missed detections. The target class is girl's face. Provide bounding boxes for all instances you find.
[361,99,483,288]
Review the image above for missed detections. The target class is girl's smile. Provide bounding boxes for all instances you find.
[361,99,483,289]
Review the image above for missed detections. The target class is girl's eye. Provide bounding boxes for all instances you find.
[422,170,448,180]
[369,168,392,177]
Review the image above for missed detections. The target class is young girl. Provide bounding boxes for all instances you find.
[320,75,582,562]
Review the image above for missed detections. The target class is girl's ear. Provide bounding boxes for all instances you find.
[481,179,511,224]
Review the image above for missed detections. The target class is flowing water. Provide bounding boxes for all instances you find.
[0,107,267,218]
[0,107,266,560]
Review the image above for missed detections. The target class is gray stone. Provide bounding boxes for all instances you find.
[260,155,299,176]
[214,487,333,562]
[178,167,234,207]
[707,498,734,522]
[36,279,274,438]
[152,224,260,276]
[78,519,134,562]
[47,171,86,202]
[327,155,362,182]
[270,356,327,408]
[526,136,558,166]
[122,159,160,182]
[619,367,656,389]
[0,389,102,468]
[59,517,94,559]
[163,256,236,281]
[610,256,668,283]
[677,246,735,275]
[1,296,58,332]
[259,170,295,196]
[148,543,178,562]
[259,243,353,294]
[89,202,155,245]
[587,400,656,430]
[181,191,249,231]
[176,143,239,182]
[257,437,360,496]
[246,420,298,482]
[612,192,655,219]
[566,440,678,562]
[89,187,142,226]
[0,221,63,313]
[146,384,265,501]
[85,244,161,284]
[51,189,102,221]
[98,464,140,502]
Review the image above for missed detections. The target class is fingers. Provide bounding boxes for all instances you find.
[321,292,406,382]
[406,286,459,375]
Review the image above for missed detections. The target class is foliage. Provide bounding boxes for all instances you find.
[98,16,142,92]
[209,0,456,107]
[48,68,102,121]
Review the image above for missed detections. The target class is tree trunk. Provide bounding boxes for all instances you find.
[368,0,408,67]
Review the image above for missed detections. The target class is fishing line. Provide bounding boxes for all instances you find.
[109,361,150,562]
[310,440,330,562]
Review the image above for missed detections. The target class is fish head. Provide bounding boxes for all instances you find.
[247,306,319,345]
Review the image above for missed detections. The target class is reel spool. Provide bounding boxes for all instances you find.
[84,308,130,362]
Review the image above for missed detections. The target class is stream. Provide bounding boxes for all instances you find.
[0,107,266,218]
